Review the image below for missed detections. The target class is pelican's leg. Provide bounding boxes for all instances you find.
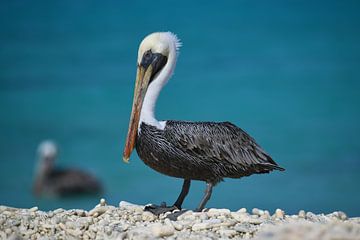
[173,179,191,209]
[195,182,213,212]
[144,179,192,216]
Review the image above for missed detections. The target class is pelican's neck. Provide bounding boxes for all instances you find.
[139,47,177,130]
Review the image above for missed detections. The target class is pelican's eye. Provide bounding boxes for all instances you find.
[143,50,152,61]
[141,50,154,68]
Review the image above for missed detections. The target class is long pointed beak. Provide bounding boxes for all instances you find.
[123,65,153,163]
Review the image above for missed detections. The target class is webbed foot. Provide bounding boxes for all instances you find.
[144,202,178,215]
[166,209,189,221]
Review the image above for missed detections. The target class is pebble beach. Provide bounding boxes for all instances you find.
[1,199,359,240]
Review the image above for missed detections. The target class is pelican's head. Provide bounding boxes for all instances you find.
[123,32,181,163]
[36,140,57,174]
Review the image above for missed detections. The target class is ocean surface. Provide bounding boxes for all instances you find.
[1,1,360,216]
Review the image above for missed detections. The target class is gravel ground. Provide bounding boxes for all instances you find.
[0,199,359,240]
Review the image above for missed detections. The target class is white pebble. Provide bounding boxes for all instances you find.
[192,222,211,231]
[337,211,348,220]
[298,210,306,218]
[150,223,175,237]
[182,214,196,221]
[119,201,139,208]
[208,208,231,216]
[248,217,264,225]
[252,208,265,216]
[238,208,247,213]
[53,208,64,214]
[142,211,156,221]
[218,229,237,237]
[192,219,221,231]
[88,206,108,217]
[29,207,38,212]
[275,208,285,219]
[171,221,183,231]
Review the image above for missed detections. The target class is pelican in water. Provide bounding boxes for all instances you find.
[33,140,102,197]
[123,32,284,215]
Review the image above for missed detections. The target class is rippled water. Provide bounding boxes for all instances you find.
[1,1,359,216]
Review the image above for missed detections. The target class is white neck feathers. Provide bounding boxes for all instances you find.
[139,33,180,130]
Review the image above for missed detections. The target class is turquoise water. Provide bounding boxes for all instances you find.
[1,1,360,216]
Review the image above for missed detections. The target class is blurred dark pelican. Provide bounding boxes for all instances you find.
[123,32,284,215]
[33,140,102,197]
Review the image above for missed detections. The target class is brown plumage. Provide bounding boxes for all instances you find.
[137,121,284,185]
[33,141,102,197]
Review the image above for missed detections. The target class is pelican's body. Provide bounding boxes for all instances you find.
[33,141,102,197]
[123,32,284,214]
[137,121,283,184]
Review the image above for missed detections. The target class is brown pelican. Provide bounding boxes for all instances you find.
[33,140,102,197]
[123,32,284,215]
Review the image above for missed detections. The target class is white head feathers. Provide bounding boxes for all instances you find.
[137,32,181,64]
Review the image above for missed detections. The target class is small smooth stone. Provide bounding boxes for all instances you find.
[218,229,237,237]
[65,221,76,229]
[203,219,222,225]
[58,223,66,231]
[298,210,306,218]
[252,208,261,216]
[275,209,285,219]
[234,223,256,234]
[231,212,248,222]
[244,232,251,239]
[142,211,156,221]
[171,221,183,231]
[182,214,196,221]
[218,220,236,228]
[238,208,247,213]
[164,218,172,226]
[2,211,12,216]
[248,217,264,225]
[29,207,38,212]
[119,201,141,209]
[337,211,348,220]
[85,231,96,239]
[67,228,82,237]
[261,210,270,219]
[0,232,6,239]
[199,213,208,221]
[306,212,318,222]
[42,224,53,229]
[88,206,108,217]
[207,208,231,216]
[104,226,112,235]
[192,222,211,231]
[11,220,20,227]
[53,209,64,214]
[192,219,221,231]
[177,210,193,219]
[150,223,175,237]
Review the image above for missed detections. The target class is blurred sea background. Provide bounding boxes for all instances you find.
[1,1,360,216]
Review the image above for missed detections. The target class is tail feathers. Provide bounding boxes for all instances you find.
[261,162,285,171]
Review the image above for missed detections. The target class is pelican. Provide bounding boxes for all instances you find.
[123,32,284,215]
[33,140,102,197]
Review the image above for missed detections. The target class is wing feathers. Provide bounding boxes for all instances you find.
[165,121,284,176]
